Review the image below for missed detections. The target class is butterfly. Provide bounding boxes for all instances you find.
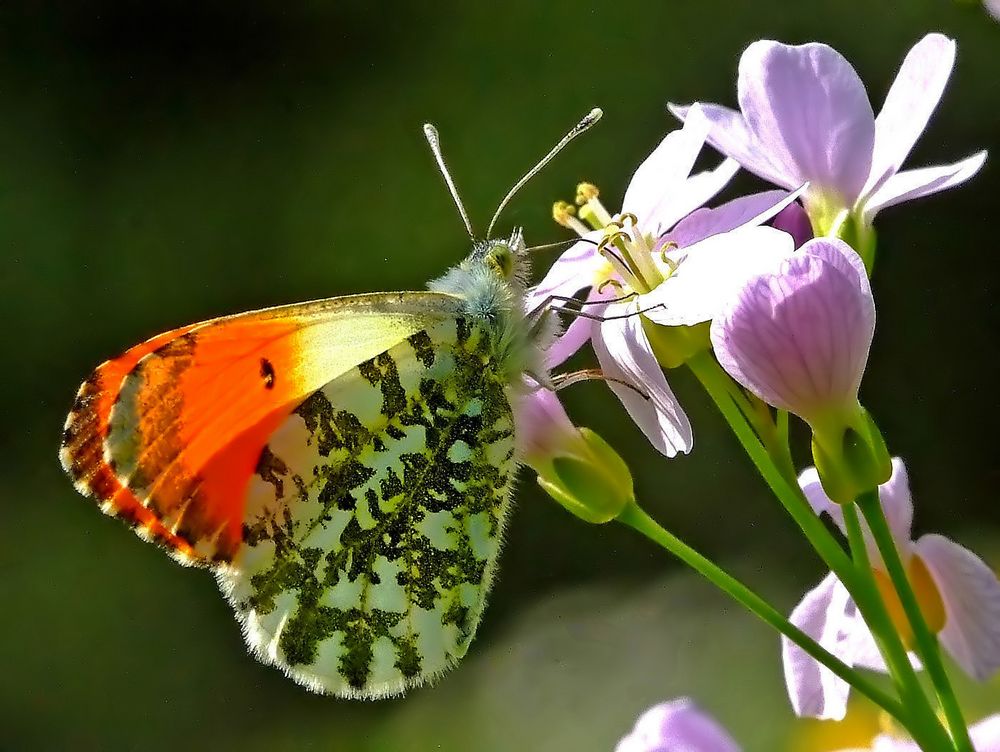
[60,109,602,698]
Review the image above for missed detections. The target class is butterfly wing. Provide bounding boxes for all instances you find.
[61,292,462,565]
[217,315,517,697]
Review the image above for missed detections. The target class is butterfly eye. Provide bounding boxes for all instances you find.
[486,244,514,279]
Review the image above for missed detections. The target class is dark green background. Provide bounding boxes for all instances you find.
[2,2,998,750]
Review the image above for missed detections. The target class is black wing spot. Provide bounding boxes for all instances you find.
[260,358,276,389]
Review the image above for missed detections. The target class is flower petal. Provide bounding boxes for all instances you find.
[592,301,692,456]
[914,534,1000,681]
[782,572,856,720]
[615,698,740,752]
[546,311,595,369]
[648,157,741,238]
[771,201,813,248]
[669,101,793,189]
[513,387,577,465]
[872,457,914,549]
[526,235,605,312]
[665,188,802,248]
[622,108,710,222]
[737,40,875,205]
[710,242,875,421]
[863,33,956,199]
[642,226,794,327]
[863,150,988,221]
[969,714,1000,752]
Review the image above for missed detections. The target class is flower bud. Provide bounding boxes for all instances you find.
[515,389,633,524]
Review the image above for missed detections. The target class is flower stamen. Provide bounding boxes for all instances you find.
[552,200,591,236]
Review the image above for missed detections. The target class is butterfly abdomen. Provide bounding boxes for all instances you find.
[220,316,517,697]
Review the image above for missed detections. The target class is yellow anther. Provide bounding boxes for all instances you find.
[552,200,578,228]
[619,212,639,227]
[575,182,600,205]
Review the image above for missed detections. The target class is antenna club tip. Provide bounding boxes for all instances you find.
[423,123,439,138]
[588,107,603,121]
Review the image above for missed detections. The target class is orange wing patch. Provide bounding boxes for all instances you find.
[61,324,201,561]
[60,293,456,567]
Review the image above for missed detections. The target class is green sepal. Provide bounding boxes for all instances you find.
[836,211,878,276]
[811,406,891,504]
[643,318,711,370]
[535,428,634,524]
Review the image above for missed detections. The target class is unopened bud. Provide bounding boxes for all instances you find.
[535,428,634,524]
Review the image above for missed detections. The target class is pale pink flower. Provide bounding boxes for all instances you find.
[532,108,800,456]
[783,459,1000,720]
[615,698,740,752]
[670,34,987,230]
[710,237,873,434]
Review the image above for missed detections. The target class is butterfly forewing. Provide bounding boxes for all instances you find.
[217,316,517,697]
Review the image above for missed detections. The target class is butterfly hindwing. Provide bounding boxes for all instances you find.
[218,315,517,697]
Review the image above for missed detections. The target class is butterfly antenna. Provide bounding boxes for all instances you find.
[486,107,603,239]
[423,123,476,240]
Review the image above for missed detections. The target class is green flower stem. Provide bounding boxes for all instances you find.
[856,490,973,752]
[616,500,905,723]
[842,503,955,751]
[687,352,855,580]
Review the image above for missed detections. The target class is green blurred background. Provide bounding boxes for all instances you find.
[2,2,998,749]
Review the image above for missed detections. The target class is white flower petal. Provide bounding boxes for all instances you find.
[526,235,605,312]
[915,534,1000,681]
[623,107,711,223]
[648,157,741,238]
[863,150,987,221]
[642,226,794,327]
[782,572,855,720]
[969,713,1000,752]
[592,302,692,456]
[863,33,956,199]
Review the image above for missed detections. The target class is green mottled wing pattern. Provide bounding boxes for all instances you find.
[216,316,516,697]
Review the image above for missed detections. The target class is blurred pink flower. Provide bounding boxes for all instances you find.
[532,108,799,456]
[615,698,739,752]
[670,34,987,229]
[783,459,1000,719]
[617,698,1000,751]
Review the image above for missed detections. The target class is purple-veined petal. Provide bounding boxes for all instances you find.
[710,244,875,422]
[799,237,871,297]
[527,235,605,312]
[737,40,875,205]
[592,301,692,456]
[771,201,813,248]
[665,188,801,248]
[782,572,855,720]
[669,101,793,189]
[914,534,1000,681]
[623,108,711,222]
[615,698,741,752]
[642,226,793,327]
[862,33,956,200]
[863,150,988,221]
